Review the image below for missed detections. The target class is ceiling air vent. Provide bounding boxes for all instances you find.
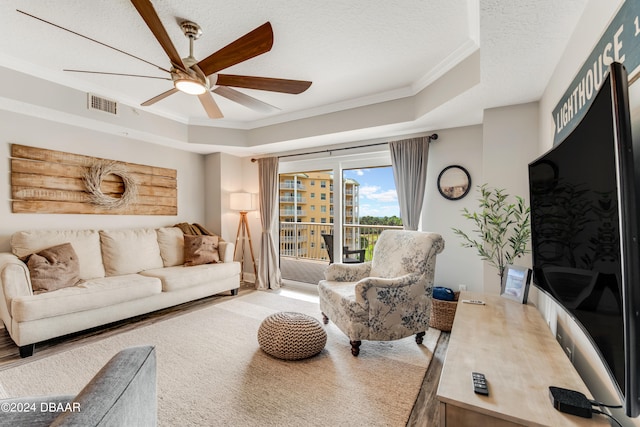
[87,93,118,115]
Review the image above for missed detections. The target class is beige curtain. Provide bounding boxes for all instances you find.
[389,137,430,230]
[255,157,282,290]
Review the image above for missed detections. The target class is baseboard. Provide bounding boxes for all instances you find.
[242,272,256,284]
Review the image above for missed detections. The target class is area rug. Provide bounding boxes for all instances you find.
[0,290,440,426]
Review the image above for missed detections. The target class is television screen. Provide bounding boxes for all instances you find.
[529,62,640,417]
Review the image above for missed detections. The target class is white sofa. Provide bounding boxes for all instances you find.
[0,227,240,357]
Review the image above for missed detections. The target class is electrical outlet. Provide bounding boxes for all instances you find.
[556,321,575,362]
[459,284,467,291]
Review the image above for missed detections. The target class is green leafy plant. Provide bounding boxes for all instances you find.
[452,184,531,285]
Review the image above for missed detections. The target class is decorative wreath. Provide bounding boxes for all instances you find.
[83,161,138,209]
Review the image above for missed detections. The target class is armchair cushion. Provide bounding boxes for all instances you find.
[354,273,419,305]
[324,262,371,282]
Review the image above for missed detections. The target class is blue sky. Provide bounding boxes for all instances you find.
[343,166,399,217]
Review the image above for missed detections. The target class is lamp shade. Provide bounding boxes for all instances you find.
[230,192,255,211]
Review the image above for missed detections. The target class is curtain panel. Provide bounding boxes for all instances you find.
[256,157,282,290]
[389,137,430,230]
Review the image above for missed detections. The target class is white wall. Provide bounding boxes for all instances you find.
[482,102,539,292]
[0,110,206,252]
[423,104,539,295]
[204,153,261,281]
[537,0,639,425]
[423,125,484,293]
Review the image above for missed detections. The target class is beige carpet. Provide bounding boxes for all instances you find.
[0,290,439,426]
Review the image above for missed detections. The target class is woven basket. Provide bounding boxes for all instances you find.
[429,291,460,332]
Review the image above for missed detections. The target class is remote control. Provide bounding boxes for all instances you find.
[472,372,489,395]
[462,299,486,305]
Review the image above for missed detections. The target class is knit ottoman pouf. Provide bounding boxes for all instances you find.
[257,312,327,360]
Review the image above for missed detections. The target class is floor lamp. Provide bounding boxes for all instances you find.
[230,192,257,283]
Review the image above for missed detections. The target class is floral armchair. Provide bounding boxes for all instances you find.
[318,230,444,356]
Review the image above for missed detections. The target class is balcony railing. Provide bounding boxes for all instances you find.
[280,182,306,190]
[280,195,306,203]
[281,209,306,217]
[279,222,402,262]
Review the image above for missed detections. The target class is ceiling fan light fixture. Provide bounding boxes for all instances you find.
[174,78,207,95]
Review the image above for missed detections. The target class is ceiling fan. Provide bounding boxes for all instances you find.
[17,0,312,119]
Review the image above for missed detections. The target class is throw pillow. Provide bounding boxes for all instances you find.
[26,243,81,292]
[183,235,220,266]
[156,227,185,267]
[99,228,164,276]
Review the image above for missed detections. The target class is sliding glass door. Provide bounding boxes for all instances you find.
[278,150,401,284]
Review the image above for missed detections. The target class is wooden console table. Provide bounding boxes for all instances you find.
[436,292,608,426]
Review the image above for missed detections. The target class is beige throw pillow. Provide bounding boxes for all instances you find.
[100,228,164,276]
[26,243,81,292]
[156,227,185,267]
[184,235,220,266]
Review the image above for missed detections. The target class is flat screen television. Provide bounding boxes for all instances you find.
[529,62,640,417]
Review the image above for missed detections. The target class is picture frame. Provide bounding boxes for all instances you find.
[437,165,471,200]
[500,265,532,304]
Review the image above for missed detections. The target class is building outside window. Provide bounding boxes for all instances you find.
[278,170,360,261]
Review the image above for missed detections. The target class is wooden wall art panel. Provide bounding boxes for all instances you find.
[10,144,177,215]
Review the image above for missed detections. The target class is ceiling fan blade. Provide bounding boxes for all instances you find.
[130,0,186,71]
[16,9,170,73]
[216,74,312,94]
[197,22,274,76]
[64,69,171,80]
[198,92,224,119]
[141,88,179,106]
[213,87,280,113]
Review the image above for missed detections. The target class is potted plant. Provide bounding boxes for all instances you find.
[452,184,531,286]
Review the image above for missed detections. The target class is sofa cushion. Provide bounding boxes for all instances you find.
[141,262,240,292]
[156,227,184,267]
[183,235,220,266]
[11,275,162,322]
[11,229,105,280]
[100,228,164,276]
[26,243,81,293]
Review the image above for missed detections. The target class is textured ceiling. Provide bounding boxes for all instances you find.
[0,0,590,153]
[0,0,470,125]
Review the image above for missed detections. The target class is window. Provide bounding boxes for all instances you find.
[342,166,400,225]
[278,165,398,284]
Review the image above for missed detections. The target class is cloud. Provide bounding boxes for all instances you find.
[359,185,398,203]
[359,203,399,217]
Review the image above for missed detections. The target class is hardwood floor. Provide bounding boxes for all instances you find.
[408,331,450,426]
[0,282,449,426]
